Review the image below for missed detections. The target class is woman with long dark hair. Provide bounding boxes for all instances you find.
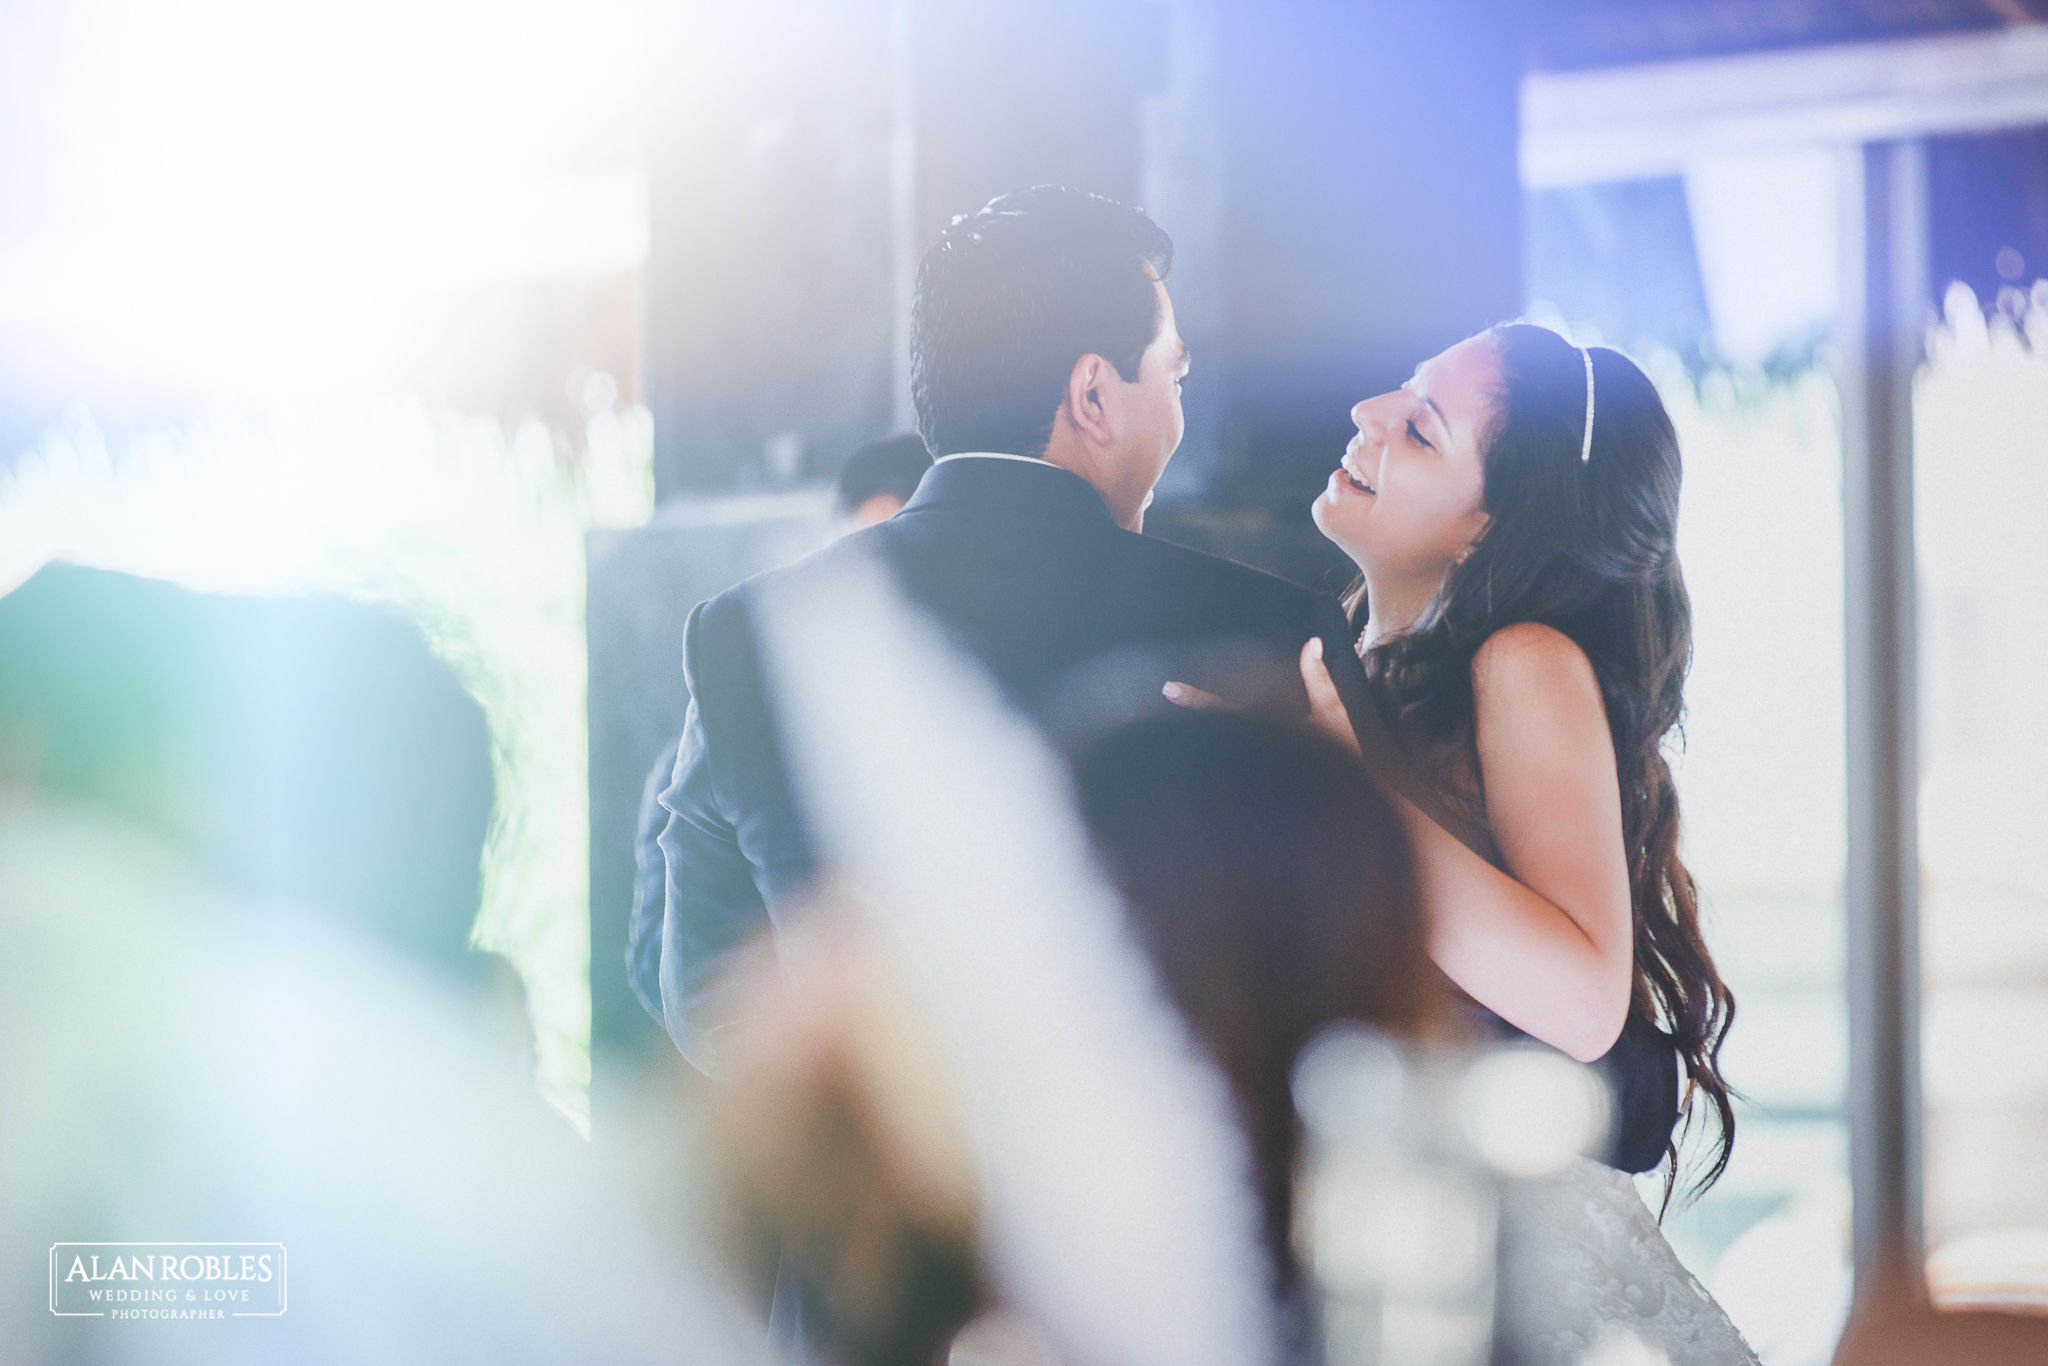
[1179,322,1753,1359]
[1307,322,1735,1183]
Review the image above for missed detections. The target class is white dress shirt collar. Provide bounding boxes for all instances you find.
[932,451,1049,467]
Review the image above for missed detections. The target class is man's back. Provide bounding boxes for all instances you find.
[871,457,1340,713]
[645,455,1357,1068]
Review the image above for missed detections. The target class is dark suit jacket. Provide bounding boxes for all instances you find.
[630,454,1680,1169]
[636,454,1358,1058]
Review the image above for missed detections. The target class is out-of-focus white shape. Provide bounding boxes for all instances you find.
[1683,149,1836,368]
[0,0,646,397]
[1713,1000,1847,1112]
[1294,1025,1408,1147]
[1380,1300,1496,1366]
[1294,1027,1499,1366]
[947,1309,1067,1366]
[1523,25,2048,187]
[1924,990,2048,1106]
[1709,1181,1852,1366]
[1310,1167,1495,1300]
[1579,1327,1673,1366]
[1926,884,2048,988]
[763,431,805,486]
[579,369,621,416]
[1915,282,2048,1259]
[0,798,766,1366]
[1456,1048,1610,1179]
[1917,284,2048,897]
[1660,362,1845,889]
[1928,1225,2048,1312]
[753,550,1278,1366]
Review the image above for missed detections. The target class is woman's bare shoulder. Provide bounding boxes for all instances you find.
[1474,622,1597,679]
[1470,623,1601,709]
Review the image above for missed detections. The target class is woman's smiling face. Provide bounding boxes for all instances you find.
[1312,334,1500,582]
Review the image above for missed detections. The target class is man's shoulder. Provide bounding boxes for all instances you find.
[692,512,1337,668]
[1116,529,1334,625]
[690,530,884,640]
[1128,530,1321,597]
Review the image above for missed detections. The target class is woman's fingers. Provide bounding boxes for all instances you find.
[1300,637,1362,755]
[1167,641,1359,758]
[1161,680,1228,710]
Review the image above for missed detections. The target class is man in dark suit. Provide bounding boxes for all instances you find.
[634,186,1356,1070]
[630,184,1679,1172]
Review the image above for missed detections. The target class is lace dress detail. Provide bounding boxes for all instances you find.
[1495,1160,1759,1366]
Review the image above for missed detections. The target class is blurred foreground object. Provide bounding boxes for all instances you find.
[708,904,982,1366]
[1071,709,1435,1306]
[720,703,1442,1354]
[0,798,764,1365]
[714,542,1756,1366]
[1295,1029,1755,1366]
[0,404,653,1121]
[0,564,763,1360]
[1295,1029,1503,1366]
[0,563,493,983]
[732,547,1281,1366]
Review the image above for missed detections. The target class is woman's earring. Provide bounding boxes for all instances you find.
[1454,547,1473,566]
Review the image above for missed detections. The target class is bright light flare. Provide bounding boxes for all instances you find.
[0,0,646,401]
[0,400,657,1125]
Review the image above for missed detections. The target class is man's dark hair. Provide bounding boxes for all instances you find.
[835,433,933,514]
[911,185,1172,458]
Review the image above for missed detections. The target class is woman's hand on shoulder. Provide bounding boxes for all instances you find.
[1466,622,1634,1058]
[1297,637,1363,756]
[1162,639,1363,759]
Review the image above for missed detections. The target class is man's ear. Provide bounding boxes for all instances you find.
[1065,354,1112,446]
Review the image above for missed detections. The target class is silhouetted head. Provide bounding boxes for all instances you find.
[0,564,494,986]
[1071,709,1431,1298]
[835,432,933,527]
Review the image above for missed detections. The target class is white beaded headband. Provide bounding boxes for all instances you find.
[1578,346,1596,463]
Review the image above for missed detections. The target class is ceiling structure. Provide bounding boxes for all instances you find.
[1529,0,2048,71]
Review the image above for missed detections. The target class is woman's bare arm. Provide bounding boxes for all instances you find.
[1299,627,1634,1061]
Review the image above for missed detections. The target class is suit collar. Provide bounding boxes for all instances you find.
[901,453,1120,531]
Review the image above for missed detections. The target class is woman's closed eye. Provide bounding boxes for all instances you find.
[1406,418,1433,450]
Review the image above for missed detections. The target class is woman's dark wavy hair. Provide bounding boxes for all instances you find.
[1356,322,1735,1202]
